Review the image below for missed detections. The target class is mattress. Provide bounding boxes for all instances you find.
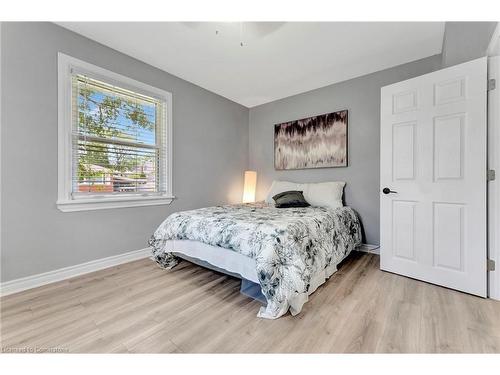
[165,239,259,283]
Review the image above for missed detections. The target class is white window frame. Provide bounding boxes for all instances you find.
[57,53,174,212]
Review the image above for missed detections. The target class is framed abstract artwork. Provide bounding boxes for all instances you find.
[274,109,348,170]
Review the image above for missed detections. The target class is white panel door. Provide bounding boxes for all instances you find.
[380,57,487,297]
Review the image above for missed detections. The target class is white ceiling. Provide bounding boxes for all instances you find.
[57,22,445,108]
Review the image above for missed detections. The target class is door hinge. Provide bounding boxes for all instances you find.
[488,259,496,271]
[488,78,496,91]
[488,169,496,181]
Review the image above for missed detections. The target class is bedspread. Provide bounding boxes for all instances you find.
[149,202,362,319]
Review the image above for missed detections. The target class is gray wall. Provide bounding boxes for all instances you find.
[249,55,442,245]
[442,22,497,67]
[2,21,497,282]
[1,22,249,282]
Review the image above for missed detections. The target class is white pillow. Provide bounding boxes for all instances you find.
[302,181,345,209]
[265,180,345,209]
[265,180,299,203]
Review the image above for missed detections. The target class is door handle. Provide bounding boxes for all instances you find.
[382,187,398,194]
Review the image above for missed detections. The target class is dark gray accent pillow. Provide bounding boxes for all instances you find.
[272,190,310,208]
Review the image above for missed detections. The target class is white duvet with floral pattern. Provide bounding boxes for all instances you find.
[149,202,361,319]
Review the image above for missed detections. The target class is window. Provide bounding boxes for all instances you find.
[57,53,173,212]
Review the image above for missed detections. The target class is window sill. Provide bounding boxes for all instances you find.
[56,195,175,212]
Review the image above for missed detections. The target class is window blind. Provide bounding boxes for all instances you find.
[71,74,167,197]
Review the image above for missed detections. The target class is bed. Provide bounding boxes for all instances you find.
[149,201,362,319]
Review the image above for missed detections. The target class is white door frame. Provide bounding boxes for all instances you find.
[488,23,500,300]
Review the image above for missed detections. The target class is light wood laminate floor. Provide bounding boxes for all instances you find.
[1,252,499,353]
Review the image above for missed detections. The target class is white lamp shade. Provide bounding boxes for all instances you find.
[242,171,257,203]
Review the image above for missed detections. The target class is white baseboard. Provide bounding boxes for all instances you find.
[0,248,151,297]
[356,243,380,255]
[1,243,378,297]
